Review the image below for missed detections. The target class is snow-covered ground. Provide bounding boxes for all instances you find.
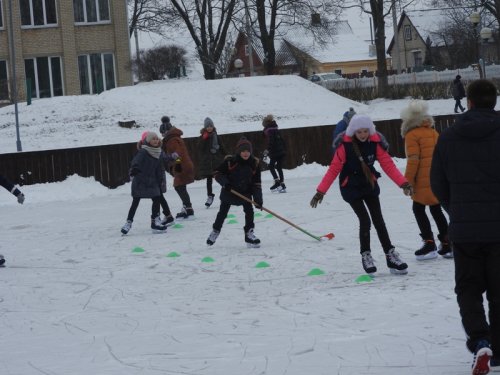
[0,75,466,154]
[1,161,472,375]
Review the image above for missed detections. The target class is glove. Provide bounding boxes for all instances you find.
[170,152,180,160]
[310,191,324,208]
[262,149,269,157]
[17,193,25,204]
[224,183,233,192]
[400,182,414,196]
[254,200,263,210]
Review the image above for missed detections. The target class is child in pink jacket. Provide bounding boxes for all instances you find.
[310,115,412,275]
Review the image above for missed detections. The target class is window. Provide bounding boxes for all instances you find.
[24,56,63,98]
[0,60,8,100]
[244,45,249,56]
[78,53,115,94]
[0,0,3,29]
[404,25,412,41]
[20,0,57,27]
[74,0,110,23]
[334,69,342,75]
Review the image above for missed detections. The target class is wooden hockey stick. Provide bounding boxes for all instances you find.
[230,189,334,242]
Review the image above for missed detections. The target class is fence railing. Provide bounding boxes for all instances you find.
[324,65,500,90]
[0,114,458,188]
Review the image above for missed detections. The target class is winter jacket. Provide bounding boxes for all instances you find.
[451,79,466,100]
[402,123,440,205]
[214,154,263,206]
[317,133,407,203]
[263,122,286,158]
[0,174,22,197]
[197,128,226,177]
[430,109,500,243]
[162,127,195,187]
[129,149,163,198]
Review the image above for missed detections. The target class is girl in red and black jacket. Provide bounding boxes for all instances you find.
[310,115,412,275]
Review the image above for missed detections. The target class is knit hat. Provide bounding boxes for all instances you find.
[262,114,275,127]
[345,115,376,137]
[344,107,356,122]
[235,136,253,154]
[400,100,435,137]
[204,117,214,129]
[160,116,172,132]
[141,131,159,145]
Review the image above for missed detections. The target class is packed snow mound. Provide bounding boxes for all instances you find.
[0,75,363,153]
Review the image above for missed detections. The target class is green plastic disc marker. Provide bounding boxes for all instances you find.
[201,257,214,263]
[355,274,373,283]
[173,223,184,229]
[308,268,325,276]
[254,212,263,218]
[255,261,270,268]
[132,247,145,253]
[166,252,180,258]
[227,219,238,224]
[265,213,273,219]
[226,214,236,218]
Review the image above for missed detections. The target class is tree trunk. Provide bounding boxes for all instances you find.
[371,0,389,97]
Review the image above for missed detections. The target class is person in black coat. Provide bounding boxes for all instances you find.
[206,137,263,248]
[121,131,167,234]
[451,75,466,113]
[431,79,500,373]
[0,174,25,266]
[262,114,287,192]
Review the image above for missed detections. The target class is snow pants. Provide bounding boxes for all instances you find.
[453,242,500,358]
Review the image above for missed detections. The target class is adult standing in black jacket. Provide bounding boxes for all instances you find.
[451,75,466,113]
[1,174,25,266]
[431,79,500,374]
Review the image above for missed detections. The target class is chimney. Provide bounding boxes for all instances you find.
[311,13,321,26]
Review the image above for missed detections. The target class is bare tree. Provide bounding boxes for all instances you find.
[344,0,418,97]
[166,0,238,80]
[249,0,341,75]
[128,0,173,37]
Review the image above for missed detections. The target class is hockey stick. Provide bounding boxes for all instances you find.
[230,189,334,242]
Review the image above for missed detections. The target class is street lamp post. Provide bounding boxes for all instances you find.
[234,59,244,77]
[8,0,22,151]
[470,11,493,79]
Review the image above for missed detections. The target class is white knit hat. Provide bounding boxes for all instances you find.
[345,115,376,137]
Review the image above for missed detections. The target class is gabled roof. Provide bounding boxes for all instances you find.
[244,20,377,65]
[387,9,446,53]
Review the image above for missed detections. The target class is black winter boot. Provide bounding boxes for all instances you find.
[437,234,453,258]
[270,179,281,192]
[415,234,438,260]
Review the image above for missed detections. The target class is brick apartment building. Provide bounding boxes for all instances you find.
[0,0,132,103]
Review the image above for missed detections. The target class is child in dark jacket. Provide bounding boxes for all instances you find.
[262,114,287,192]
[121,131,167,234]
[310,115,412,275]
[206,137,263,248]
[198,117,226,208]
[1,174,25,266]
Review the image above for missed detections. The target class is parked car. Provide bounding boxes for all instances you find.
[309,72,346,89]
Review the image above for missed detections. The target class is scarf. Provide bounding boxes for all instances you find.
[210,131,220,154]
[142,145,161,159]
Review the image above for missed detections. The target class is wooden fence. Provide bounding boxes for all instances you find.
[0,114,458,188]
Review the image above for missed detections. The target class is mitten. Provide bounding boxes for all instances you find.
[310,191,324,208]
[17,193,25,204]
[170,152,180,160]
[254,198,263,210]
[262,149,269,157]
[400,182,414,196]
